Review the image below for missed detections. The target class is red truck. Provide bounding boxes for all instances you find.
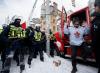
[54,7,96,62]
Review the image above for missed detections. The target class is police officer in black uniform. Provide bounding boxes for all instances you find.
[0,17,26,73]
[26,26,35,68]
[91,0,100,73]
[27,24,45,67]
[0,25,8,69]
[10,18,27,73]
[24,26,34,55]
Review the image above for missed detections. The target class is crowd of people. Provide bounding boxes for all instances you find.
[0,17,57,73]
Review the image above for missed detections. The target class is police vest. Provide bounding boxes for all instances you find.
[34,31,42,41]
[0,29,3,34]
[8,25,26,38]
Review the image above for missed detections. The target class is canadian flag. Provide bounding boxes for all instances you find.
[21,22,26,30]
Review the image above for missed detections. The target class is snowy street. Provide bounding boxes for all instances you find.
[0,53,98,73]
[0,0,100,73]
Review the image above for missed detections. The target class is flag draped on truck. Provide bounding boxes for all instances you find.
[60,6,67,38]
[54,6,68,52]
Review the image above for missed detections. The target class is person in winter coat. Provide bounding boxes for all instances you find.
[0,17,25,73]
[91,0,100,73]
[27,24,45,67]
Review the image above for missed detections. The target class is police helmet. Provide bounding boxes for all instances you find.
[35,24,41,31]
[2,24,7,29]
[11,15,21,23]
[35,24,41,27]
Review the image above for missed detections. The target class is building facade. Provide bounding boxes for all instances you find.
[41,2,58,33]
[41,2,67,33]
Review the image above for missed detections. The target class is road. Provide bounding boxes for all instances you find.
[0,53,98,73]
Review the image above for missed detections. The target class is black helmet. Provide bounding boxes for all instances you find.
[2,24,7,29]
[35,24,41,31]
[11,15,21,27]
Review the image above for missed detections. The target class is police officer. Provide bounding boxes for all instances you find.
[10,18,26,73]
[91,0,100,73]
[33,24,44,61]
[0,16,25,73]
[27,24,45,67]
[0,24,7,54]
[26,26,35,68]
[24,26,34,55]
[10,17,22,65]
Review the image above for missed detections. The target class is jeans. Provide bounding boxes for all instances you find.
[71,45,82,68]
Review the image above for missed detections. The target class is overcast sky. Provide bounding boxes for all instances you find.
[0,0,89,27]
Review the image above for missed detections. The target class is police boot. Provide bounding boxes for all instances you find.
[71,67,77,73]
[1,70,10,73]
[33,54,37,58]
[98,68,100,73]
[17,61,20,66]
[40,57,44,62]
[50,55,54,57]
[28,56,32,68]
[20,64,25,73]
[2,57,11,73]
[2,63,4,69]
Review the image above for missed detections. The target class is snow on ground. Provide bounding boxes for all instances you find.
[8,53,98,73]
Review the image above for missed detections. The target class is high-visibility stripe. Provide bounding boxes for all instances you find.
[34,31,42,41]
[0,29,3,34]
[9,25,26,38]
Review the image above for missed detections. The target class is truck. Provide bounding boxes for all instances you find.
[54,6,96,63]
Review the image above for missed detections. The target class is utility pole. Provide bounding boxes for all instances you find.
[27,0,38,26]
[45,0,50,56]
